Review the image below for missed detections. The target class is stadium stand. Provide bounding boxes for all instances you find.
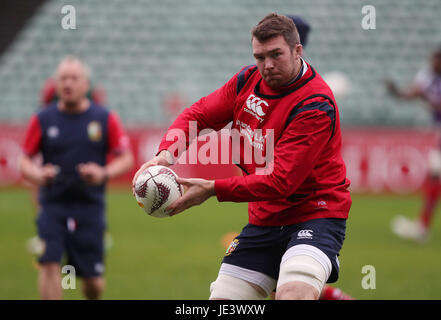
[0,0,47,56]
[0,0,440,126]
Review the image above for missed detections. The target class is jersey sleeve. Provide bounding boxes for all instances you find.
[22,114,42,156]
[107,112,131,155]
[157,69,240,160]
[214,101,334,202]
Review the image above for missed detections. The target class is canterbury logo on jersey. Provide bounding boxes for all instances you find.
[244,94,268,122]
[297,230,314,239]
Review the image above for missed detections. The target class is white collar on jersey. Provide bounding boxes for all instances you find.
[300,57,308,77]
[285,57,309,86]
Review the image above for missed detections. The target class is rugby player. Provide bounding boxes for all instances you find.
[387,46,441,243]
[134,13,351,300]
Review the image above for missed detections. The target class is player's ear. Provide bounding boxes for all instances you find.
[294,43,303,59]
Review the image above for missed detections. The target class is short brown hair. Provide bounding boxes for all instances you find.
[251,13,300,49]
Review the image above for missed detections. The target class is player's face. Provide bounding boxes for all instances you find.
[252,35,303,89]
[55,61,89,105]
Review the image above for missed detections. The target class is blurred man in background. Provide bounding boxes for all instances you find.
[26,76,111,257]
[19,56,133,299]
[386,46,441,243]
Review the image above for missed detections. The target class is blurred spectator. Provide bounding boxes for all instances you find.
[286,15,311,48]
[387,45,441,243]
[26,72,113,261]
[19,56,133,299]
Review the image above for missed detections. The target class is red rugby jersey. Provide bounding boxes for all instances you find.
[158,61,351,226]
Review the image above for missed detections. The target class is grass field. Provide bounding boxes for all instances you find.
[1,186,441,300]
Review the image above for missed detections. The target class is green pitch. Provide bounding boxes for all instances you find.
[1,187,441,299]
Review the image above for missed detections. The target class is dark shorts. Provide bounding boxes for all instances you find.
[36,202,106,278]
[222,218,346,283]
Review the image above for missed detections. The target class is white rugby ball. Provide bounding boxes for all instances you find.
[134,165,183,218]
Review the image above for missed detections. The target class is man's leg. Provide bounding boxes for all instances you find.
[209,276,267,300]
[66,208,106,300]
[419,149,441,232]
[419,174,441,231]
[82,277,105,300]
[36,208,65,300]
[218,232,269,299]
[209,263,276,300]
[270,284,354,300]
[276,281,319,300]
[275,246,332,300]
[39,262,62,300]
[319,285,355,300]
[391,175,440,242]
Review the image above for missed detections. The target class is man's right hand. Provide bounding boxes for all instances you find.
[36,163,59,186]
[131,150,174,195]
[384,79,399,96]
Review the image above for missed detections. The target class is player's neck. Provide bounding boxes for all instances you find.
[58,98,91,114]
[284,58,304,87]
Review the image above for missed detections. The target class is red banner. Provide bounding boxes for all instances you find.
[342,127,439,194]
[1,123,438,194]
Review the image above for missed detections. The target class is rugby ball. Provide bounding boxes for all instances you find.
[134,165,183,218]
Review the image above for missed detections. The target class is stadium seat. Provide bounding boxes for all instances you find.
[0,0,440,127]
